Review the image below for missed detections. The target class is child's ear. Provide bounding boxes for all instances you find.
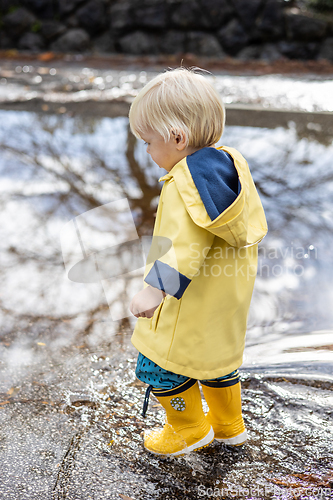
[171,129,187,151]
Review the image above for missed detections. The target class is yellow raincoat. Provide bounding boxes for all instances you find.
[131,146,267,380]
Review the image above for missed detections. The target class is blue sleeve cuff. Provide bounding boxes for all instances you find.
[144,260,191,299]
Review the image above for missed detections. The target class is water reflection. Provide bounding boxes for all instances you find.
[1,109,332,337]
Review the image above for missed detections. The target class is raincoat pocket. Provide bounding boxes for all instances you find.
[150,298,165,332]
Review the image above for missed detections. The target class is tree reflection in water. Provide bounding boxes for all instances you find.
[0,109,333,344]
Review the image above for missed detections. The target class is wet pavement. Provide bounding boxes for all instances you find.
[0,56,333,112]
[0,58,333,499]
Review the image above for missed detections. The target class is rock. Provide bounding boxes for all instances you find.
[285,11,328,40]
[187,31,225,57]
[18,32,44,51]
[278,40,319,59]
[217,19,249,55]
[171,0,207,29]
[93,32,116,53]
[76,0,106,35]
[260,42,283,61]
[0,31,13,49]
[58,0,86,17]
[199,0,233,29]
[255,0,285,39]
[110,2,134,32]
[0,0,11,15]
[21,0,56,19]
[118,30,159,55]
[66,15,80,29]
[51,28,90,52]
[160,30,186,54]
[22,0,46,10]
[40,20,66,41]
[237,44,262,60]
[3,7,36,38]
[318,37,333,61]
[2,0,333,62]
[133,2,168,29]
[232,0,262,30]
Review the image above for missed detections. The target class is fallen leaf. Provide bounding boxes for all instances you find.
[7,387,20,397]
[293,473,333,487]
[37,342,46,346]
[272,471,333,490]
[0,401,10,406]
[4,49,18,58]
[37,52,55,61]
[119,494,134,500]
[37,67,50,75]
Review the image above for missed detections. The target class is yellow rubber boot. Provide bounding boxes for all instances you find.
[144,380,214,456]
[201,381,247,446]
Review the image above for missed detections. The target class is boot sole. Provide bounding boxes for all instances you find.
[145,426,215,457]
[215,429,248,446]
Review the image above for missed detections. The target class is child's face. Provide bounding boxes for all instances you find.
[140,129,184,172]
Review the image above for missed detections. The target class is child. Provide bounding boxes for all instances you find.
[129,68,267,457]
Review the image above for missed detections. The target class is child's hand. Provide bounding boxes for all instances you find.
[129,286,165,318]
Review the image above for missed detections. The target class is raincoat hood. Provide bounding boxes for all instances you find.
[159,146,267,248]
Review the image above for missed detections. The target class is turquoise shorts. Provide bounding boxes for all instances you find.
[136,352,240,390]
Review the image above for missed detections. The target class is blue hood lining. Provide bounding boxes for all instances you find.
[186,148,240,221]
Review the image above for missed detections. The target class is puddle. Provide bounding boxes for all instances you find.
[0,68,333,499]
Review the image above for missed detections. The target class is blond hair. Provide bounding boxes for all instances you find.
[129,68,225,148]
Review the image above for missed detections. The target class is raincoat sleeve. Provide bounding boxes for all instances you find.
[144,178,215,299]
